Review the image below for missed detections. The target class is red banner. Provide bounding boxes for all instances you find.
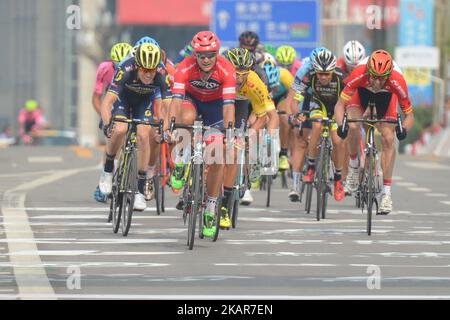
[117,0,211,26]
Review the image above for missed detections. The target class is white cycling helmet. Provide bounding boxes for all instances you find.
[343,40,366,67]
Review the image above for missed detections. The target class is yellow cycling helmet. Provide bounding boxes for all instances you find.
[276,45,296,66]
[110,42,132,63]
[25,99,38,112]
[135,43,161,69]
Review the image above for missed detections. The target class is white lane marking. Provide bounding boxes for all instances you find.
[0,262,170,268]
[426,193,448,197]
[355,240,450,245]
[396,182,417,187]
[0,170,58,178]
[215,263,336,267]
[7,207,177,212]
[350,264,450,268]
[440,201,450,206]
[28,215,176,219]
[2,192,56,299]
[27,157,63,163]
[405,161,450,170]
[365,252,450,258]
[0,238,179,244]
[7,250,183,256]
[304,276,450,282]
[392,176,404,181]
[408,187,432,192]
[245,252,335,257]
[1,164,99,300]
[1,294,450,300]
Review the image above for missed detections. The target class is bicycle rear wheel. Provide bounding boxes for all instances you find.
[121,150,137,237]
[154,174,162,216]
[304,182,313,214]
[231,198,239,229]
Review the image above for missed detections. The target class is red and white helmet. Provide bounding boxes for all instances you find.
[191,31,221,53]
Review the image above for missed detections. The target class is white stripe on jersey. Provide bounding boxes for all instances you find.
[223,87,235,94]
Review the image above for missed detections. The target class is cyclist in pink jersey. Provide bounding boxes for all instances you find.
[92,43,133,115]
[17,99,47,145]
[166,31,236,235]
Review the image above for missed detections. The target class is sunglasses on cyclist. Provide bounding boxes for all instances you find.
[316,71,333,77]
[195,52,218,60]
[369,73,389,81]
[236,69,250,76]
[139,66,157,73]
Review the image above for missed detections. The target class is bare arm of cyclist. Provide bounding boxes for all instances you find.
[92,92,102,115]
[334,96,349,127]
[164,97,184,135]
[402,110,414,131]
[223,103,235,128]
[100,92,119,126]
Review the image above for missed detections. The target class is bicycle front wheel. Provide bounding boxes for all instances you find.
[266,175,272,207]
[121,150,137,237]
[366,150,374,236]
[188,163,202,250]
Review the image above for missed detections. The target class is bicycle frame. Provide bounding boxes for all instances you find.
[345,102,399,235]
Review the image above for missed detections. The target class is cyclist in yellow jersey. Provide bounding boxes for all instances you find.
[222,47,279,207]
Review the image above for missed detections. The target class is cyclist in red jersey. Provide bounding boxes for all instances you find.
[335,50,415,214]
[166,31,236,236]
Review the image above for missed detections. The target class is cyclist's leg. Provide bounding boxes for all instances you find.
[331,124,345,201]
[133,98,157,210]
[345,91,364,192]
[99,99,129,195]
[223,100,249,209]
[303,102,322,182]
[276,97,290,170]
[170,97,196,191]
[199,99,232,228]
[377,93,397,213]
[290,95,311,196]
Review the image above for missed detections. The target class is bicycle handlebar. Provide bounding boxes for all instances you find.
[169,117,234,134]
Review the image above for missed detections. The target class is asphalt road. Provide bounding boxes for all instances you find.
[1,146,450,300]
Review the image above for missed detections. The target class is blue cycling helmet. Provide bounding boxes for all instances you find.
[262,60,280,89]
[309,47,327,61]
[135,36,160,48]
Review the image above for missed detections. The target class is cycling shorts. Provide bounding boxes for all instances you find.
[346,87,398,121]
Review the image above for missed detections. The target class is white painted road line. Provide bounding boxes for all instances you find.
[426,193,448,197]
[408,187,432,192]
[1,165,99,300]
[396,182,417,187]
[27,157,63,163]
[440,201,450,206]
